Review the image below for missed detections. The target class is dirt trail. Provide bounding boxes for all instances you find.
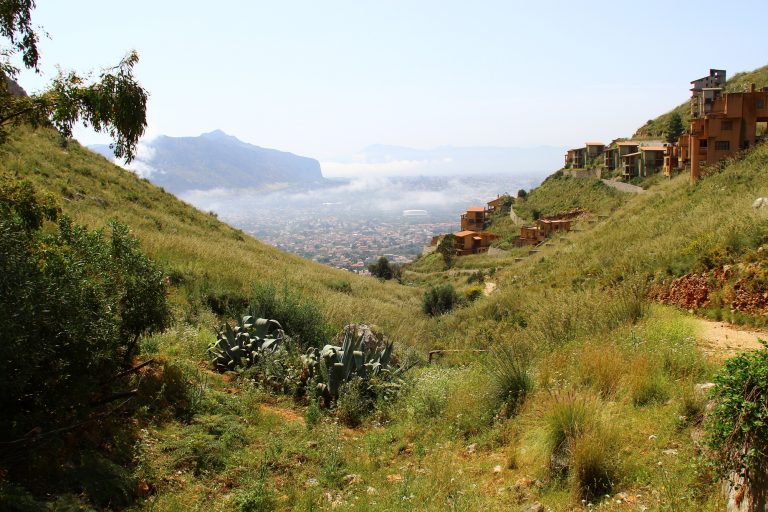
[695,318,768,359]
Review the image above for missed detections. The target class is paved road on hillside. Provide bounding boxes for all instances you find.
[601,179,645,193]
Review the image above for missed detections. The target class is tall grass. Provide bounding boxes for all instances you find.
[485,344,534,417]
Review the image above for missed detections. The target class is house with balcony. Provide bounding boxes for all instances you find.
[460,207,487,231]
[688,69,768,179]
[453,230,500,256]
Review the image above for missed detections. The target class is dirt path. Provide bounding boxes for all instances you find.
[483,282,497,296]
[601,179,645,193]
[695,319,768,359]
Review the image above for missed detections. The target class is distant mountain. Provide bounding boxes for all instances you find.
[90,130,325,193]
[323,144,567,178]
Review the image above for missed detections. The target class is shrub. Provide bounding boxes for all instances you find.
[485,345,533,417]
[706,343,768,481]
[369,256,398,280]
[577,343,625,398]
[328,279,352,294]
[336,377,371,427]
[464,284,484,302]
[423,284,458,316]
[628,368,669,407]
[249,281,335,347]
[544,392,597,460]
[570,431,617,502]
[0,176,169,488]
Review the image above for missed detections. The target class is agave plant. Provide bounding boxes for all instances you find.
[303,324,397,401]
[208,315,285,372]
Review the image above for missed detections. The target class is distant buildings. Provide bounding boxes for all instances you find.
[431,196,510,257]
[563,69,768,182]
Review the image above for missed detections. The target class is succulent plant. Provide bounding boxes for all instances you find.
[208,315,286,372]
[309,324,397,401]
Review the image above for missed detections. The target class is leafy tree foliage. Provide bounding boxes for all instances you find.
[436,234,456,268]
[665,112,685,144]
[517,188,528,199]
[0,1,147,160]
[0,175,169,459]
[369,255,401,280]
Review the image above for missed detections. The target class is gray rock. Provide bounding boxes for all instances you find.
[521,503,545,512]
[753,197,768,209]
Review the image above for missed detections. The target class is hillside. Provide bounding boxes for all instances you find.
[4,126,425,344]
[635,64,768,139]
[90,130,325,194]
[4,120,768,511]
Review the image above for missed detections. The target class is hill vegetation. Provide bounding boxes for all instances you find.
[4,72,768,510]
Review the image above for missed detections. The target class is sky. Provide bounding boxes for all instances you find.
[14,0,768,169]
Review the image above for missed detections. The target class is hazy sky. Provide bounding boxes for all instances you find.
[15,0,768,162]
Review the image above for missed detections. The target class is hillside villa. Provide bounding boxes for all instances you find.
[563,69,768,181]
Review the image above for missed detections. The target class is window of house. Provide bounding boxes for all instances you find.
[715,140,730,151]
[758,99,765,109]
[699,139,708,148]
[721,120,732,130]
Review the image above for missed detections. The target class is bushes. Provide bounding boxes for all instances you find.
[0,177,169,439]
[706,343,768,480]
[249,281,335,348]
[485,344,533,418]
[543,392,618,501]
[423,284,458,316]
[0,175,170,501]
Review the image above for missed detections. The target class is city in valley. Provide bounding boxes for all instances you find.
[181,174,534,271]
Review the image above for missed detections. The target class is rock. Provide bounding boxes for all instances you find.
[752,197,768,209]
[493,465,503,473]
[662,448,679,456]
[366,486,377,495]
[343,474,362,485]
[386,474,403,483]
[521,502,545,512]
[694,382,716,399]
[466,443,477,454]
[306,477,319,487]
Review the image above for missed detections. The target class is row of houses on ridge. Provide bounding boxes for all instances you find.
[564,69,768,181]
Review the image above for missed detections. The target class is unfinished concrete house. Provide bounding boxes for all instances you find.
[688,69,768,180]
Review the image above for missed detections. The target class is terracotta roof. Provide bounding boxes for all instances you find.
[622,151,642,158]
[640,146,667,152]
[617,141,640,146]
[585,142,604,146]
[454,230,476,237]
[466,207,486,212]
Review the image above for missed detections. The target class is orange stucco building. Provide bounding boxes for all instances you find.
[460,207,487,231]
[688,69,768,180]
[453,230,499,256]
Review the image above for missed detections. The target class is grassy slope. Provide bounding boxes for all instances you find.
[635,64,768,139]
[6,122,768,510]
[0,126,429,345]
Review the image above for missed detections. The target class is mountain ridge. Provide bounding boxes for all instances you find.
[89,130,325,194]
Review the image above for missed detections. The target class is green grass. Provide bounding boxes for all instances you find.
[5,121,766,510]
